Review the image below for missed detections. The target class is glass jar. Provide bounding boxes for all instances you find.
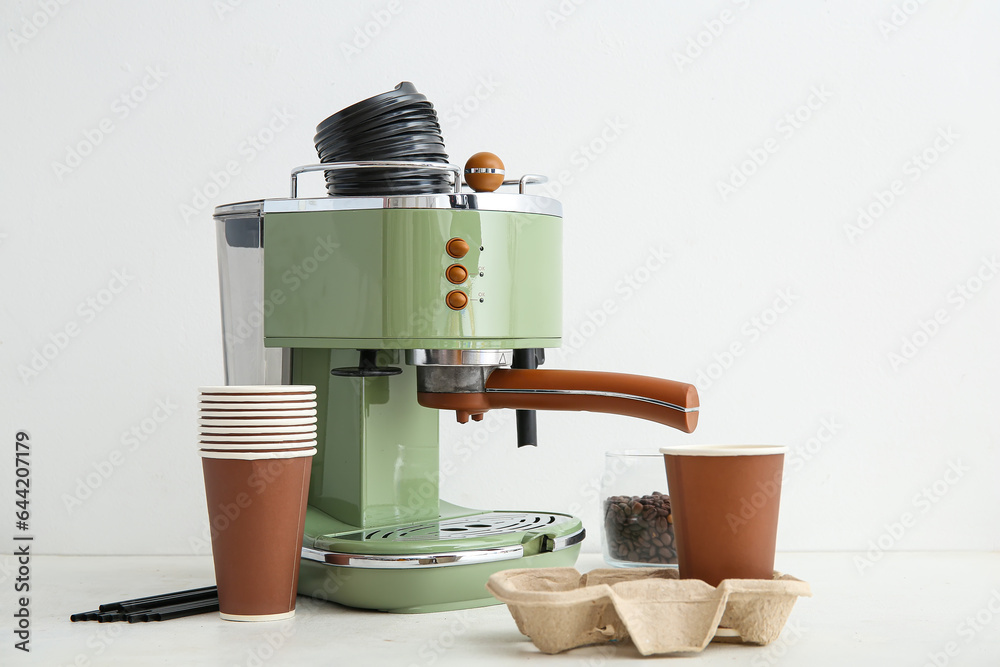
[601,450,677,568]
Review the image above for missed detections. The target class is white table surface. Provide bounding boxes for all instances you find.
[2,551,998,666]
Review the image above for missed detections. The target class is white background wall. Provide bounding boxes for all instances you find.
[1,0,997,556]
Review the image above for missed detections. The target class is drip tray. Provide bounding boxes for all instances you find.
[303,511,585,569]
[356,512,566,542]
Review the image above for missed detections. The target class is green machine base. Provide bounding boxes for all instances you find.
[299,546,582,614]
[298,502,585,613]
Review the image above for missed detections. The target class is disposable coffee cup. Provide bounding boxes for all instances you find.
[199,417,317,427]
[199,385,316,395]
[200,424,317,435]
[660,445,787,587]
[199,432,318,444]
[200,439,317,449]
[198,432,316,445]
[199,393,318,403]
[197,408,317,418]
[202,448,315,455]
[201,447,315,454]
[199,439,317,452]
[199,401,318,412]
[200,448,316,621]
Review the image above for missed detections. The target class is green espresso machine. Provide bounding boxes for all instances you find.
[212,162,699,613]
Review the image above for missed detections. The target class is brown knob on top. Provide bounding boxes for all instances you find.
[446,290,469,310]
[446,237,469,258]
[446,264,469,284]
[464,152,505,192]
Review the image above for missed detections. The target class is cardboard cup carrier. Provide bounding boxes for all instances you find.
[487,566,810,655]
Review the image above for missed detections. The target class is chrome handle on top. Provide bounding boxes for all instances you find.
[289,161,463,198]
[499,174,548,194]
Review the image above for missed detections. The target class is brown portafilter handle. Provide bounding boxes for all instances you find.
[484,369,699,433]
[415,369,699,432]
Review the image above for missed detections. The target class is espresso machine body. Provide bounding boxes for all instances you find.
[213,190,586,612]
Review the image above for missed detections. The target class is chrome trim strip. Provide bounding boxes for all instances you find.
[484,388,699,414]
[406,349,513,367]
[300,544,524,569]
[546,528,586,552]
[213,192,561,218]
[214,201,265,217]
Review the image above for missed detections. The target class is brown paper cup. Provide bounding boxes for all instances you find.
[199,393,318,404]
[199,417,317,427]
[199,439,316,451]
[201,424,317,435]
[197,409,317,418]
[199,432,317,444]
[200,448,316,621]
[199,385,316,395]
[200,444,316,453]
[660,445,786,587]
[199,404,318,414]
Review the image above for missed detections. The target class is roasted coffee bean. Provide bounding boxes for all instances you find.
[603,492,677,565]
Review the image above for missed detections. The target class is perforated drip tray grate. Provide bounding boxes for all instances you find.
[359,512,566,542]
[303,511,586,569]
[322,512,574,545]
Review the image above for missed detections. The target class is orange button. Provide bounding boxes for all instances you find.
[446,290,468,310]
[446,264,468,284]
[446,237,469,258]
